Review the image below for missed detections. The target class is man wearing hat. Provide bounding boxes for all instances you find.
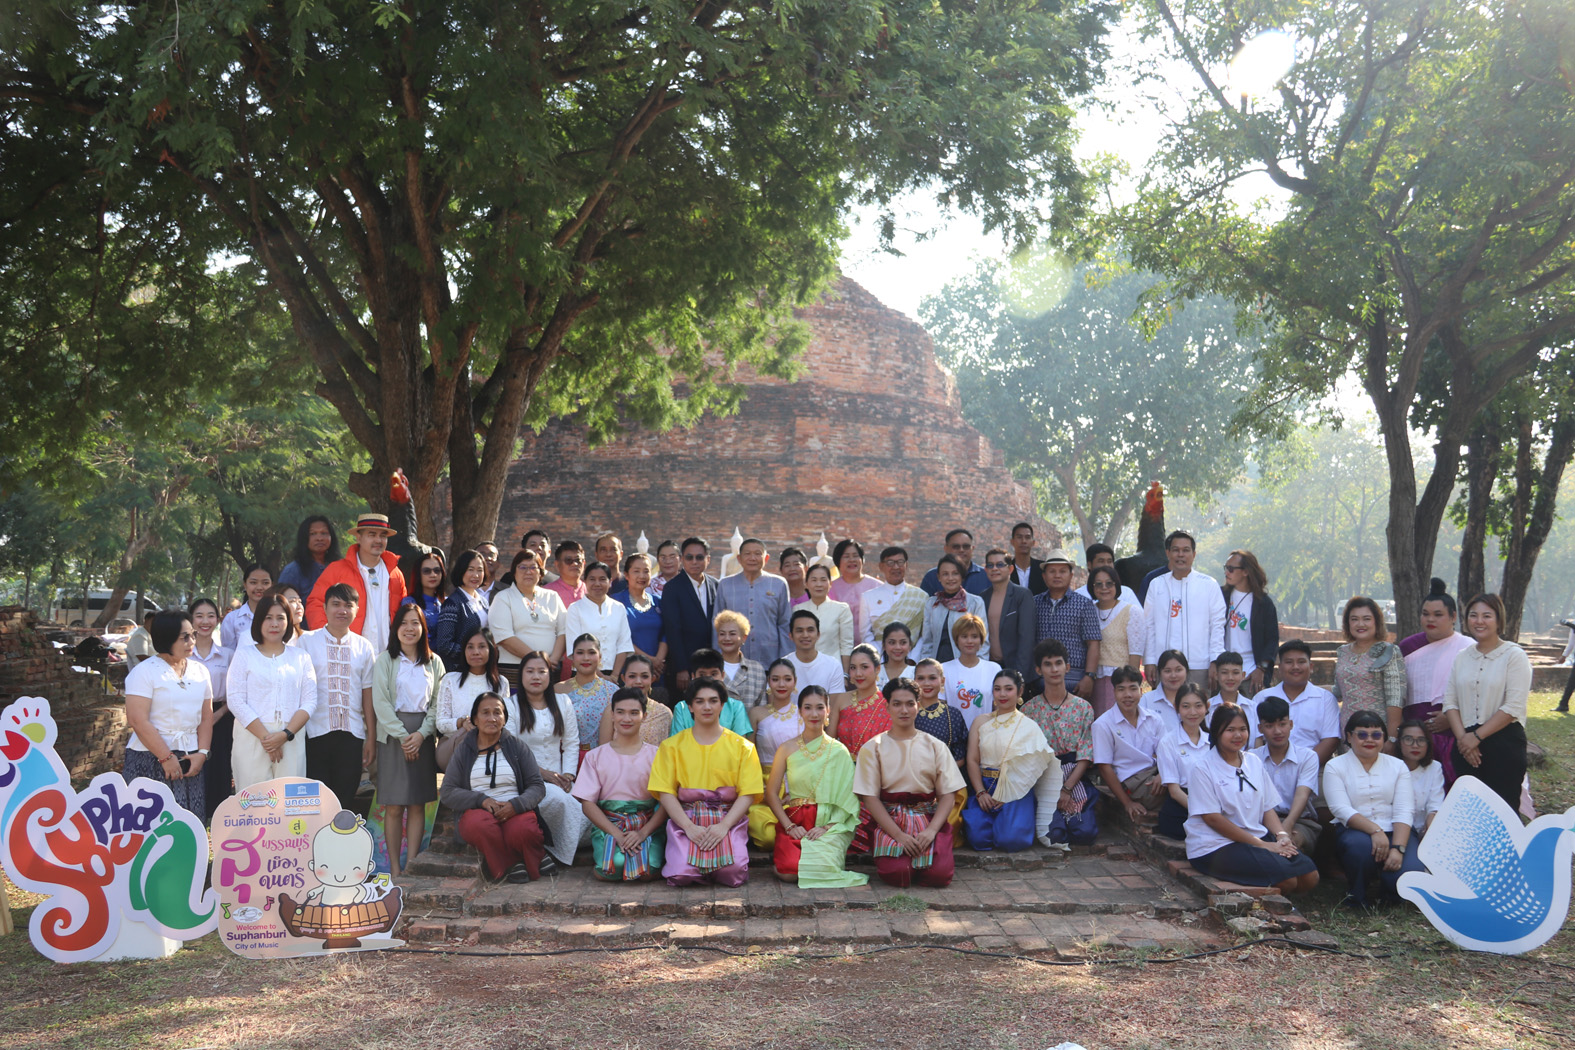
[305,513,408,651]
[1032,549,1102,699]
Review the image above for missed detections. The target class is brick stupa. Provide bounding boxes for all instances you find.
[498,277,1056,567]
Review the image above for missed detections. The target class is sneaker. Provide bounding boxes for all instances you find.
[537,855,561,878]
[503,863,532,884]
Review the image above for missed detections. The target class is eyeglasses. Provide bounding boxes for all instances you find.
[1352,729,1385,742]
[176,632,196,641]
[985,561,1008,570]
[1399,735,1428,746]
[561,556,583,565]
[1224,563,1242,572]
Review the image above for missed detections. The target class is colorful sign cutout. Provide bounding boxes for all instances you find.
[1398,775,1575,955]
[0,696,217,961]
[210,777,403,958]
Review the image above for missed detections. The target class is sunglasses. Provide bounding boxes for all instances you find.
[683,553,707,561]
[422,566,444,574]
[1224,563,1242,572]
[1351,729,1385,742]
[985,561,1008,570]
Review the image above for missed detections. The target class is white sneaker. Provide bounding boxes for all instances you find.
[1038,835,1069,852]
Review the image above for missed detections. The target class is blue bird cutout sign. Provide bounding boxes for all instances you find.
[1398,776,1575,954]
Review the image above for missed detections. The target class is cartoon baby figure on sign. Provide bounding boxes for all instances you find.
[279,810,403,950]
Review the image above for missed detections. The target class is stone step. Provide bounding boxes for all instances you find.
[405,850,483,879]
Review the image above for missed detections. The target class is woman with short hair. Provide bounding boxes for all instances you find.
[227,593,319,789]
[1402,585,1472,787]
[1325,709,1414,908]
[441,692,548,883]
[432,549,491,668]
[804,563,855,668]
[916,555,987,663]
[1087,565,1143,717]
[123,610,215,816]
[622,553,667,679]
[490,549,568,692]
[1444,593,1532,811]
[1332,595,1408,740]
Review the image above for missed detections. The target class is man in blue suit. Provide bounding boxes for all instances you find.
[663,536,721,691]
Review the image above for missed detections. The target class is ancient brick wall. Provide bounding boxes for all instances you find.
[496,278,1059,572]
[0,607,126,782]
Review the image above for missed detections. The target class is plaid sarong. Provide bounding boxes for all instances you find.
[682,798,735,872]
[872,792,938,870]
[596,800,657,881]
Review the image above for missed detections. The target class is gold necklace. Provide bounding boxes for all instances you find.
[800,732,828,758]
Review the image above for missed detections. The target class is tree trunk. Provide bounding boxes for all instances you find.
[1457,416,1505,605]
[1498,406,1575,639]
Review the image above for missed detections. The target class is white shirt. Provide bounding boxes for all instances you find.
[1251,743,1321,817]
[941,657,1002,729]
[1091,705,1165,782]
[1142,571,1226,667]
[226,644,318,728]
[357,557,392,651]
[220,604,256,651]
[436,670,520,737]
[690,573,711,616]
[864,580,924,640]
[190,641,232,702]
[1157,726,1212,789]
[394,653,433,713]
[1442,642,1532,727]
[299,628,377,739]
[518,699,579,775]
[1222,590,1256,674]
[470,747,520,804]
[1409,761,1446,831]
[489,586,567,664]
[124,657,213,752]
[565,595,634,670]
[1184,750,1283,860]
[1249,682,1339,753]
[1323,751,1414,832]
[1139,688,1181,739]
[784,650,846,697]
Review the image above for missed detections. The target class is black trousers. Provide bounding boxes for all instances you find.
[1453,721,1527,812]
[204,709,235,824]
[307,730,366,810]
[1561,665,1574,708]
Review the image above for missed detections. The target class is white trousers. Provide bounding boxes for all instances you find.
[232,721,307,790]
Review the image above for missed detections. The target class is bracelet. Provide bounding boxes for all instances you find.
[1275,831,1290,838]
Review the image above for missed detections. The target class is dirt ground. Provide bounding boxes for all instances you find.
[3,928,1574,1050]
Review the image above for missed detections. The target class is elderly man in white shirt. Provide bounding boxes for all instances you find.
[864,545,928,646]
[1142,530,1226,689]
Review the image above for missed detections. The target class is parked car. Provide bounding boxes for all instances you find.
[51,590,160,626]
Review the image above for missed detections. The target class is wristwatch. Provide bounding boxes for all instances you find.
[197,748,210,756]
[283,728,296,741]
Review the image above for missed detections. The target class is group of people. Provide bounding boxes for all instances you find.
[120,514,1535,907]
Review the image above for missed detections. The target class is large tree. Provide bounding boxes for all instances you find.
[1111,0,1575,635]
[921,259,1269,547]
[3,1,1114,549]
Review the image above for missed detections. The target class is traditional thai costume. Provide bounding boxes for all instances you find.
[747,704,804,848]
[961,708,1057,852]
[852,731,967,888]
[572,742,666,881]
[1402,631,1473,786]
[647,728,764,886]
[772,735,868,887]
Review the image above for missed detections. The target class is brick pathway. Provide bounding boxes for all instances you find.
[398,837,1219,956]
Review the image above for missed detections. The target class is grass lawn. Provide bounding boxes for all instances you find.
[0,693,1571,1049]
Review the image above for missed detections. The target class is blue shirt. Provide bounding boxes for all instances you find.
[277,559,328,600]
[624,592,665,657]
[1032,590,1102,677]
[919,561,991,598]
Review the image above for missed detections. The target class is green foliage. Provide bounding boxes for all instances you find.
[2,0,1118,542]
[921,257,1275,546]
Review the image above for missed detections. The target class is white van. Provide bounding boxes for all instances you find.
[51,590,162,627]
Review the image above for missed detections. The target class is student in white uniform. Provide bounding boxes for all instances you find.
[1183,704,1319,895]
[1247,640,1341,764]
[1397,718,1446,847]
[1155,683,1212,840]
[1249,695,1323,853]
[1092,666,1165,822]
[1139,649,1190,738]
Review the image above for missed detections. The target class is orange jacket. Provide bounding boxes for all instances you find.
[304,546,407,636]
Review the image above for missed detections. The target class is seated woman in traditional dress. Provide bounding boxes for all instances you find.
[763,687,868,887]
[648,679,764,886]
[516,650,582,873]
[746,660,803,850]
[1183,704,1319,896]
[555,633,619,758]
[854,683,968,888]
[572,688,667,882]
[441,692,548,883]
[595,654,672,745]
[961,668,1058,853]
[876,622,917,689]
[829,644,891,759]
[906,663,968,838]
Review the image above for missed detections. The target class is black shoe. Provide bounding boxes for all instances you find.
[1556,704,1570,713]
[503,862,532,884]
[537,855,561,878]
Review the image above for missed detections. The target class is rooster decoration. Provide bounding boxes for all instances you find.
[386,468,442,564]
[1115,482,1168,596]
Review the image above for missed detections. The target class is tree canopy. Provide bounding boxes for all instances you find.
[1109,0,1575,634]
[3,0,1115,548]
[921,258,1269,547]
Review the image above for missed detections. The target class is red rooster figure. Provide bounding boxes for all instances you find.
[1115,482,1167,598]
[386,469,442,564]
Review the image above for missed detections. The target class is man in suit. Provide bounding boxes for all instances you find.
[663,536,720,691]
[1009,522,1047,596]
[982,548,1037,676]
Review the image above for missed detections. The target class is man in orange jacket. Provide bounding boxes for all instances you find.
[305,513,407,650]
